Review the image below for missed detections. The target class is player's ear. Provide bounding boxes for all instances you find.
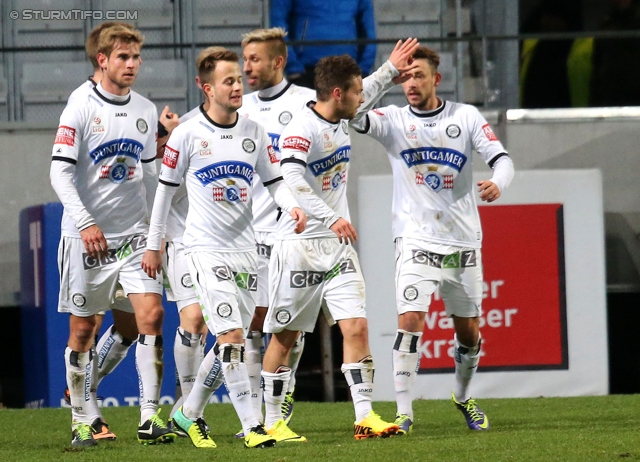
[332,86,342,102]
[97,52,108,70]
[434,72,442,87]
[273,55,286,71]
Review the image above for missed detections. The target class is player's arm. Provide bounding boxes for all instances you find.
[50,104,107,257]
[156,105,179,157]
[142,133,186,279]
[353,38,420,122]
[469,108,514,202]
[142,109,160,219]
[255,132,307,234]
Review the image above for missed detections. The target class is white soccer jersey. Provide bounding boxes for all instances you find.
[67,77,96,103]
[158,111,282,252]
[358,101,508,248]
[278,104,353,239]
[52,83,158,238]
[241,82,315,233]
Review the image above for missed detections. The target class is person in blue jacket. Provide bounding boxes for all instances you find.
[270,0,377,89]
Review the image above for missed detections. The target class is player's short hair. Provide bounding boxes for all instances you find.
[314,55,362,101]
[241,27,288,60]
[197,48,240,85]
[96,24,144,61]
[196,46,227,69]
[86,22,134,70]
[413,46,440,72]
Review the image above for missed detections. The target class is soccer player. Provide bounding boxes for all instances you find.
[50,25,175,447]
[141,48,306,449]
[353,46,515,433]
[240,27,316,432]
[261,39,419,441]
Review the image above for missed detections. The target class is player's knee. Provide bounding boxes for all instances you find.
[71,321,96,346]
[341,317,369,344]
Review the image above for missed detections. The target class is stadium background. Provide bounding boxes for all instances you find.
[0,0,639,408]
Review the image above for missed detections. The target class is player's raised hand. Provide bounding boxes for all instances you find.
[80,224,108,259]
[141,249,163,280]
[159,105,179,132]
[290,207,307,234]
[330,218,358,244]
[478,180,501,202]
[388,38,420,83]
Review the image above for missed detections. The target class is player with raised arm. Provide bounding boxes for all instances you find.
[260,39,419,441]
[50,25,176,447]
[240,27,316,434]
[141,48,306,449]
[353,46,515,433]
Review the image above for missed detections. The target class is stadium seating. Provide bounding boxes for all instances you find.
[134,59,188,115]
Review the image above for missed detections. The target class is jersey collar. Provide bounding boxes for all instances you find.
[258,80,291,102]
[93,82,131,106]
[308,101,340,125]
[409,98,446,118]
[201,107,239,129]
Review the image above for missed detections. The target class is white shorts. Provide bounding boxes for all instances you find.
[186,250,257,337]
[163,241,199,311]
[254,231,275,308]
[58,235,163,317]
[395,237,483,318]
[265,238,366,334]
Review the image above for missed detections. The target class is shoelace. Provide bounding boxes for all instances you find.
[195,419,209,439]
[76,425,93,440]
[250,425,268,436]
[149,414,166,428]
[464,399,483,421]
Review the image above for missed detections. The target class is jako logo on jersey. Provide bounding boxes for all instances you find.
[221,134,233,139]
[89,138,144,164]
[194,161,254,186]
[308,146,351,176]
[400,147,467,171]
[268,133,281,152]
[115,112,127,117]
[163,145,179,168]
[482,123,498,141]
[282,136,311,153]
[55,126,76,146]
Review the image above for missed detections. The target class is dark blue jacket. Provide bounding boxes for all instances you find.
[270,0,377,76]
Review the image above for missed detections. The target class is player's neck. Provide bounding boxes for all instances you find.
[95,81,130,102]
[100,76,130,97]
[90,70,101,85]
[206,104,238,126]
[258,76,287,99]
[412,95,441,112]
[312,101,341,123]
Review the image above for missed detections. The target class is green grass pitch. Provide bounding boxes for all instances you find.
[1,395,639,461]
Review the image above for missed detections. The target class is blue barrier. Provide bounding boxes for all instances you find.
[19,202,229,408]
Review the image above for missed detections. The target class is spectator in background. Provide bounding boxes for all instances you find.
[590,0,640,106]
[270,0,377,89]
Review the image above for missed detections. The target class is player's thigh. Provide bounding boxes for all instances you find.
[265,239,326,334]
[187,251,254,337]
[57,236,115,316]
[394,237,442,314]
[440,249,483,318]
[323,244,367,322]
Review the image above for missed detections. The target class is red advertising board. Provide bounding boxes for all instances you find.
[419,204,568,373]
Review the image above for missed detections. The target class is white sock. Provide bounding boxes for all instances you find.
[453,336,481,403]
[287,332,305,393]
[262,367,291,428]
[174,327,203,400]
[393,329,422,420]
[341,356,375,422]
[95,325,133,386]
[65,347,93,426]
[218,343,258,435]
[85,345,102,423]
[182,347,224,420]
[245,331,265,423]
[136,334,163,423]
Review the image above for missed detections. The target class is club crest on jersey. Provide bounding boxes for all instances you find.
[195,161,254,186]
[446,124,461,138]
[278,111,292,125]
[308,145,351,177]
[136,118,148,134]
[216,303,232,318]
[341,121,348,134]
[89,138,144,164]
[100,156,135,183]
[400,147,467,172]
[322,169,346,191]
[92,117,105,134]
[242,138,256,153]
[276,309,291,324]
[415,167,453,192]
[213,179,248,204]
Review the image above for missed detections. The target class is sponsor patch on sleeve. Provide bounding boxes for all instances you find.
[482,123,498,141]
[282,136,311,153]
[372,109,385,116]
[55,126,76,146]
[267,145,278,164]
[162,145,179,168]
